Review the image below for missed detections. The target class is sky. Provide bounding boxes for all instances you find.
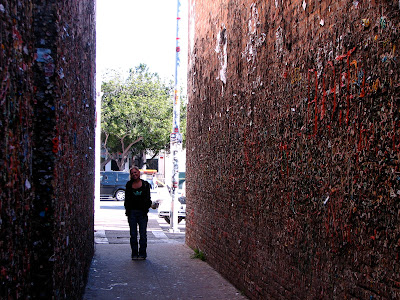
[96,0,188,83]
[94,0,189,199]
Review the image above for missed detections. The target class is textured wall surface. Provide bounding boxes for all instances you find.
[186,0,400,299]
[0,1,96,299]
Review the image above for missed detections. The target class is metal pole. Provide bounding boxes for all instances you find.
[169,0,182,232]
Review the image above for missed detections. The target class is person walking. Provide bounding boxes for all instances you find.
[124,166,152,260]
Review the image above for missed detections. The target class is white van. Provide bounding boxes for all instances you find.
[157,182,186,224]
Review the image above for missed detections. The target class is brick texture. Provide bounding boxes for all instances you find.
[0,1,95,298]
[186,1,400,299]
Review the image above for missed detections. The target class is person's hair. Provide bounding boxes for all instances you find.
[129,166,140,179]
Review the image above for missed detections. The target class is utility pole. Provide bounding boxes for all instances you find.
[169,0,182,232]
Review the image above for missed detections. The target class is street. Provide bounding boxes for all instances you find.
[94,188,186,244]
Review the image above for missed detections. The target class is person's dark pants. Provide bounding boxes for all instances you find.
[127,210,148,257]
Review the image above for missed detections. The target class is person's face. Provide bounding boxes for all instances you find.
[130,169,140,180]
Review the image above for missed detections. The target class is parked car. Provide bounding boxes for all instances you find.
[158,181,186,224]
[100,171,130,201]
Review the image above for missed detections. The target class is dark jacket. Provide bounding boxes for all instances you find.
[124,179,152,213]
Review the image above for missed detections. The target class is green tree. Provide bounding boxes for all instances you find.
[101,64,179,170]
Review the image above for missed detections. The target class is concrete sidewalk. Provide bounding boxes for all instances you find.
[83,199,247,299]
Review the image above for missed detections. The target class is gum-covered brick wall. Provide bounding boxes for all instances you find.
[0,1,95,299]
[186,1,400,299]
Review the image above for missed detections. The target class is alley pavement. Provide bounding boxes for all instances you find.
[83,188,247,300]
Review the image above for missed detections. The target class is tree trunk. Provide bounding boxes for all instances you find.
[143,152,159,168]
[117,156,127,171]
[100,157,112,170]
[102,136,144,171]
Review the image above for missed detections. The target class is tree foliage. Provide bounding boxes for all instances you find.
[101,64,182,170]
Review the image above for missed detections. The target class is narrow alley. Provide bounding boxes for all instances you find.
[1,1,399,299]
[83,188,246,299]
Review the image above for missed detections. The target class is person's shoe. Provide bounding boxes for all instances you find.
[131,254,138,260]
[137,255,146,260]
